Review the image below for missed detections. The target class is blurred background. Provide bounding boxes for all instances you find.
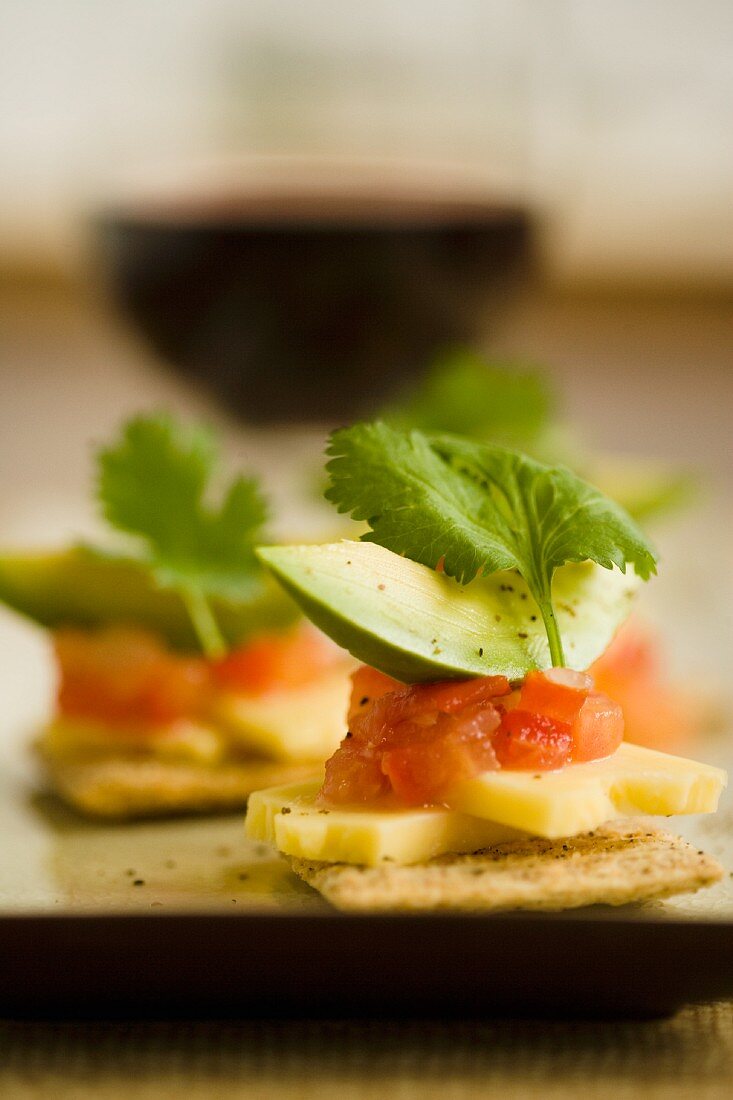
[1,0,732,287]
[0,0,731,715]
[0,0,730,951]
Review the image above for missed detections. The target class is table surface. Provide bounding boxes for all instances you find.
[0,283,731,1097]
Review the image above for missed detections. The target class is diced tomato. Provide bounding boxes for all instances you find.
[571,692,624,762]
[519,668,593,725]
[591,619,659,682]
[381,704,501,803]
[321,740,390,804]
[55,621,345,732]
[590,619,697,751]
[498,668,621,767]
[322,659,627,808]
[55,627,209,728]
[212,624,339,696]
[493,710,573,770]
[323,672,509,805]
[348,665,402,722]
[500,688,522,713]
[403,676,511,716]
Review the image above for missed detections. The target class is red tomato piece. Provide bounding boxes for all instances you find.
[55,627,209,728]
[405,676,511,717]
[322,662,622,807]
[381,739,464,806]
[349,674,509,748]
[212,624,339,696]
[571,692,624,762]
[382,705,500,804]
[323,673,508,805]
[591,619,659,683]
[519,668,593,725]
[348,665,402,722]
[321,740,390,804]
[590,620,697,751]
[493,710,573,771]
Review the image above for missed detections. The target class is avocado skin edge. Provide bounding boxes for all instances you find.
[261,565,474,684]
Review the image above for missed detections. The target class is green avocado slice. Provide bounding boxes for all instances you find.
[0,547,297,652]
[257,541,639,683]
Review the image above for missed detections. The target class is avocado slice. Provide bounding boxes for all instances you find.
[0,547,298,651]
[257,541,639,683]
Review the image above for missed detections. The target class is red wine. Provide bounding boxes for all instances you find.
[95,182,534,422]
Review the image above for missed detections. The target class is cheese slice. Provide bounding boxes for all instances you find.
[40,717,226,765]
[213,670,351,763]
[245,744,726,866]
[245,781,521,867]
[445,742,726,838]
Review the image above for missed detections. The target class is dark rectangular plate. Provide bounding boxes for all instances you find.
[3,908,733,1019]
[4,906,730,1016]
[1,565,732,1019]
[2,773,733,1018]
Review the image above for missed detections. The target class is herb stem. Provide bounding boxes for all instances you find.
[182,588,227,659]
[540,600,566,667]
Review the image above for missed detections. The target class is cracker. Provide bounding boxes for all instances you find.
[43,756,316,819]
[290,821,724,912]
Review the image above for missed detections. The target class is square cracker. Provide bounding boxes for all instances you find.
[290,821,724,912]
[43,756,317,819]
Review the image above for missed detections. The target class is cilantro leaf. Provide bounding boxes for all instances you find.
[325,422,657,665]
[97,413,268,656]
[384,349,555,448]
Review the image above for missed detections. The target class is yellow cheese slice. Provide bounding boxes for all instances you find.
[41,717,226,765]
[446,742,726,838]
[245,744,726,866]
[245,781,522,867]
[213,669,351,763]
